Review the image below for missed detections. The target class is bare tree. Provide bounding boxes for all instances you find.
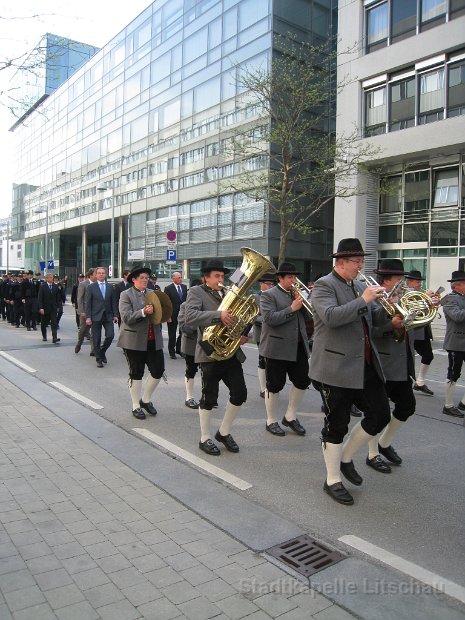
[221,34,381,264]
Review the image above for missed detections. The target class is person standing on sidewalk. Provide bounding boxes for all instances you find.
[37,273,61,343]
[85,267,118,368]
[310,238,391,506]
[117,266,165,420]
[441,270,465,418]
[75,269,97,356]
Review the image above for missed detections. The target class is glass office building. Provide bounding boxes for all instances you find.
[11,0,336,281]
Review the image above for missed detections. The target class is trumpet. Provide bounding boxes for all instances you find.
[290,278,313,317]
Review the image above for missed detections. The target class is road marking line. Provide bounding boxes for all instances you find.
[48,382,104,410]
[0,351,36,373]
[133,428,253,490]
[339,535,465,604]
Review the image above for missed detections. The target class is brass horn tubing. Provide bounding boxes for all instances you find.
[357,270,406,319]
[290,279,314,317]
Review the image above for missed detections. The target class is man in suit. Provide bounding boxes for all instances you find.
[367,259,417,471]
[310,238,391,505]
[253,273,275,398]
[85,266,118,368]
[20,270,38,331]
[259,263,309,437]
[71,274,85,328]
[441,270,465,418]
[115,270,132,326]
[12,273,24,328]
[117,266,165,419]
[164,272,188,359]
[75,269,96,355]
[37,273,62,343]
[184,259,248,456]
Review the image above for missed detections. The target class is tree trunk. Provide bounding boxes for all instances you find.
[278,208,287,264]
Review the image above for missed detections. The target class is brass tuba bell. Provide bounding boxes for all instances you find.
[201,247,275,361]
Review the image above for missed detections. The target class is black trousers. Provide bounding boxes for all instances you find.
[123,343,165,381]
[91,314,114,361]
[265,342,311,392]
[447,350,465,382]
[199,356,247,410]
[167,319,181,355]
[184,354,198,379]
[385,379,416,422]
[40,311,57,340]
[414,338,434,365]
[315,363,391,444]
[13,301,23,326]
[24,299,37,329]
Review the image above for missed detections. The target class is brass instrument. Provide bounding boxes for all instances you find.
[201,247,275,361]
[290,278,313,317]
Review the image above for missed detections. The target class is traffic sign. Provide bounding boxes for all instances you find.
[166,249,177,263]
[166,229,177,242]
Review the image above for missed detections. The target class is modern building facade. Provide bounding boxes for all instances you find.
[11,0,337,282]
[335,0,465,289]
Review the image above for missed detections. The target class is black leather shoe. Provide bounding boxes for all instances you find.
[74,342,82,354]
[42,337,47,342]
[214,430,239,452]
[96,360,104,368]
[351,405,363,417]
[340,460,363,486]
[140,400,157,416]
[90,351,96,357]
[185,398,199,409]
[413,383,434,396]
[366,455,391,473]
[281,417,306,435]
[199,439,221,456]
[323,481,354,505]
[170,354,176,360]
[458,402,465,411]
[266,422,285,436]
[53,338,60,344]
[132,407,146,420]
[102,355,107,364]
[260,391,265,398]
[378,444,402,465]
[443,405,464,418]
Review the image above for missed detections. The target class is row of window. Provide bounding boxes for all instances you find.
[365,0,465,54]
[379,220,465,246]
[365,55,465,136]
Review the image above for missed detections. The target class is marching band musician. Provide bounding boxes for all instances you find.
[367,259,417,471]
[441,270,465,418]
[259,262,310,437]
[184,259,248,456]
[117,267,165,420]
[405,270,436,396]
[253,273,276,398]
[310,239,391,505]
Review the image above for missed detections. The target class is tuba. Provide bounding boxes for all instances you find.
[201,247,275,361]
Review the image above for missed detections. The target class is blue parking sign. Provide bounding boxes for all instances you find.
[166,249,176,262]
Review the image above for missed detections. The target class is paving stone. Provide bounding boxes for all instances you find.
[196,578,237,603]
[12,602,57,620]
[313,605,357,620]
[60,554,98,575]
[97,598,141,620]
[121,581,162,606]
[9,531,43,548]
[35,519,67,534]
[180,565,216,586]
[44,583,86,609]
[105,530,139,546]
[163,580,202,604]
[3,520,34,535]
[118,541,152,560]
[289,591,334,615]
[17,542,51,561]
[83,581,126,607]
[72,567,110,590]
[0,602,13,620]
[96,552,133,574]
[65,520,95,535]
[34,567,74,591]
[41,530,76,547]
[52,542,86,561]
[0,568,36,593]
[181,541,216,557]
[4,584,46,611]
[85,541,118,560]
[214,563,250,586]
[178,595,223,620]
[137,596,182,620]
[197,552,234,571]
[145,566,184,588]
[165,552,200,572]
[228,551,267,569]
[131,552,166,573]
[108,567,147,589]
[253,592,298,617]
[25,554,63,575]
[151,540,184,558]
[214,593,260,619]
[54,600,100,620]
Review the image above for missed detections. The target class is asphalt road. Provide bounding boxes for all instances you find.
[1,305,464,592]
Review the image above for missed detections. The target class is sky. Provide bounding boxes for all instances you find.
[0,0,153,218]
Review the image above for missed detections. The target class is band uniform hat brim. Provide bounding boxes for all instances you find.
[275,262,301,276]
[374,258,406,276]
[447,270,465,282]
[201,259,231,274]
[128,266,152,283]
[331,238,371,258]
[405,270,425,280]
[258,272,276,283]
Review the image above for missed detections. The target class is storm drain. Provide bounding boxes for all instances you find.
[266,535,346,577]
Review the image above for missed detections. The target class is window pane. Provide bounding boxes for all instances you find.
[419,68,444,123]
[183,27,208,63]
[431,221,458,245]
[392,0,417,40]
[405,170,430,212]
[379,225,401,243]
[389,77,415,130]
[433,168,459,207]
[403,223,429,241]
[366,3,388,49]
[365,87,386,135]
[448,62,465,117]
[380,176,402,212]
[421,0,446,22]
[451,0,465,17]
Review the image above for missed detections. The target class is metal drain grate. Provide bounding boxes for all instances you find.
[266,535,345,577]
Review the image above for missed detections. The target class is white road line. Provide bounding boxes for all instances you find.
[339,535,465,604]
[48,382,104,410]
[0,351,36,373]
[133,428,253,491]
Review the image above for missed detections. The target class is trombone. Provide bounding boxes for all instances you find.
[290,278,314,317]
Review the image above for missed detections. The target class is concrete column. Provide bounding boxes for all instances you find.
[81,225,87,274]
[118,217,124,278]
[182,259,189,282]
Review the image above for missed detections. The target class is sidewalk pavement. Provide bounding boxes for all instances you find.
[0,376,355,620]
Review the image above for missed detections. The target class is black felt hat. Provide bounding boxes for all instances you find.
[332,238,370,258]
[275,262,301,276]
[374,259,406,276]
[128,266,152,283]
[448,270,465,282]
[201,259,230,275]
[258,272,276,283]
[405,270,425,281]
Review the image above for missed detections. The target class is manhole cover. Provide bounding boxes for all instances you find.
[266,535,345,577]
